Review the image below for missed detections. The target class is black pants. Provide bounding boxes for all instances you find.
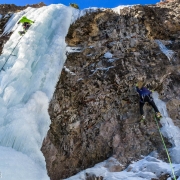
[23,23,31,31]
[139,95,159,115]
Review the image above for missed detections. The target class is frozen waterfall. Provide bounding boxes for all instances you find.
[0,4,79,180]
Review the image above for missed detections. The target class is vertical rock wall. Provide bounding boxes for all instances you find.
[42,1,180,180]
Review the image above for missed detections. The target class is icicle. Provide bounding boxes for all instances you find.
[155,40,175,62]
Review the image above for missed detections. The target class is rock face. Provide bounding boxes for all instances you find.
[0,2,46,15]
[41,1,180,180]
[0,13,12,54]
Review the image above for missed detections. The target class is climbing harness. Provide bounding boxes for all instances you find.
[0,35,23,71]
[154,115,177,180]
[140,94,153,103]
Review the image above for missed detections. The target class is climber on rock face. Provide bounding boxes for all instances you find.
[17,16,34,36]
[135,81,162,121]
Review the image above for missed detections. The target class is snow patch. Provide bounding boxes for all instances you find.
[112,5,133,14]
[104,52,113,58]
[66,46,82,53]
[108,59,115,63]
[70,7,105,23]
[90,66,114,76]
[64,66,76,75]
[65,155,179,180]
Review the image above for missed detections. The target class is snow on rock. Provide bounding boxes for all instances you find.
[64,66,76,75]
[66,46,82,53]
[65,155,180,180]
[104,52,113,58]
[79,7,104,17]
[90,66,114,76]
[70,7,104,24]
[112,5,132,14]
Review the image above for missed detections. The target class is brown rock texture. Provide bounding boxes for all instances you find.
[0,14,12,54]
[0,2,46,15]
[158,0,179,6]
[41,2,180,180]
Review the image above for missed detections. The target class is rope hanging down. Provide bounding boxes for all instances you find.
[0,35,23,71]
[154,116,177,180]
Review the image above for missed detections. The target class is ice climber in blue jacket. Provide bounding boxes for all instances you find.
[136,81,162,121]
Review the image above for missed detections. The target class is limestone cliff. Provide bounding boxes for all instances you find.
[41,1,180,179]
[0,3,46,54]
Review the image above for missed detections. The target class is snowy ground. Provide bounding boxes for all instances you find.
[66,93,180,180]
[66,156,180,180]
[0,3,180,180]
[112,5,132,14]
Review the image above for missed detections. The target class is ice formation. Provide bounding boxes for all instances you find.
[0,4,180,180]
[0,4,79,180]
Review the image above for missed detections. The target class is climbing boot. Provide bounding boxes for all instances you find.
[156,112,162,119]
[140,115,145,123]
[18,31,25,36]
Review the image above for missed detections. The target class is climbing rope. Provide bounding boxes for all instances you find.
[154,115,177,180]
[0,35,23,71]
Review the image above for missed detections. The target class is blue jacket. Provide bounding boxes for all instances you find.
[136,87,152,103]
[136,87,151,97]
